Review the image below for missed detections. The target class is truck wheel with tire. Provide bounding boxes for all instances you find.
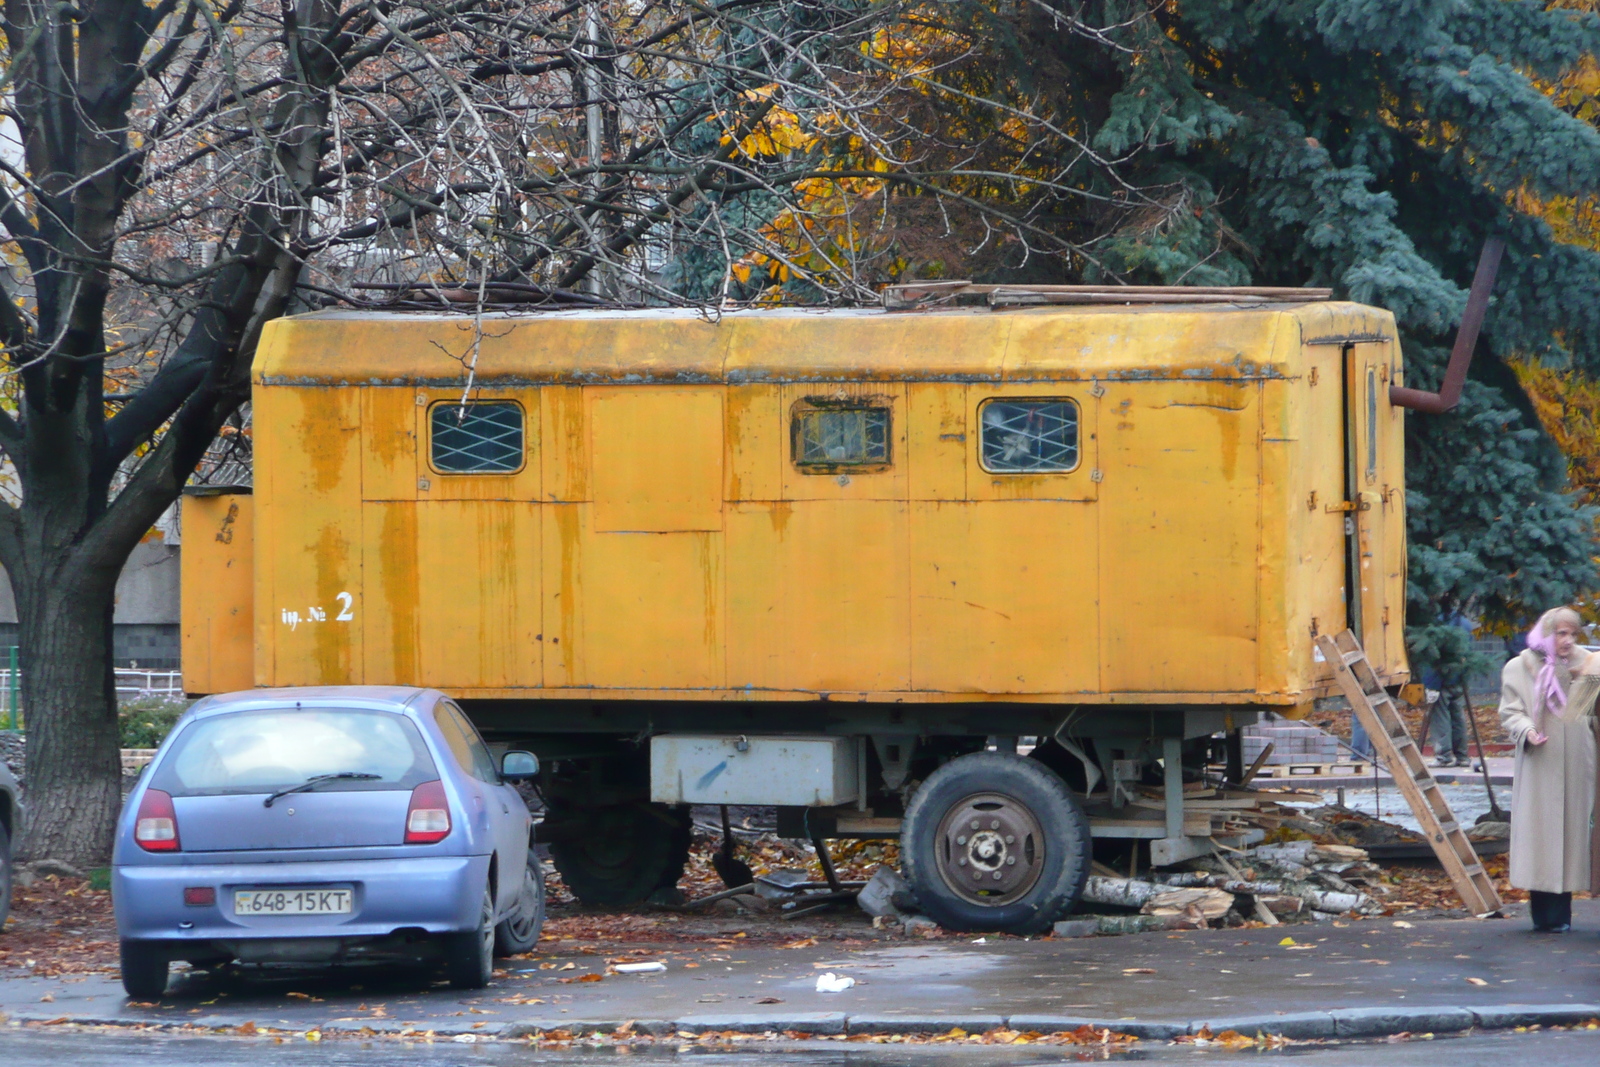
[119,939,170,998]
[494,849,547,956]
[444,885,495,989]
[901,751,1091,935]
[548,802,690,906]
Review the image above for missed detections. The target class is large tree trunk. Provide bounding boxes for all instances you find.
[12,558,123,869]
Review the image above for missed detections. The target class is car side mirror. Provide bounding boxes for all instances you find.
[500,750,539,782]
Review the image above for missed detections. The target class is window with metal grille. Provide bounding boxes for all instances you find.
[430,402,524,473]
[791,402,891,470]
[979,399,1079,472]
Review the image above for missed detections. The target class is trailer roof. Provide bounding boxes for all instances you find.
[256,301,1396,386]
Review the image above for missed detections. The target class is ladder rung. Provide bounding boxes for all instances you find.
[1435,821,1459,836]
[1460,863,1485,877]
[1341,650,1365,665]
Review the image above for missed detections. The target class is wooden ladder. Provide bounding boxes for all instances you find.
[1315,630,1502,916]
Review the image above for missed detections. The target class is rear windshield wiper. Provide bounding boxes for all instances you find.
[263,772,382,808]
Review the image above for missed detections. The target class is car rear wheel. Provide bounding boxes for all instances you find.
[119,939,170,998]
[494,849,546,956]
[901,751,1091,935]
[548,802,690,906]
[444,885,495,989]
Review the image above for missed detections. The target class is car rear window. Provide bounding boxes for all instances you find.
[152,708,438,797]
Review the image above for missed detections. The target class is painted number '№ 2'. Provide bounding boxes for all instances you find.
[281,592,356,630]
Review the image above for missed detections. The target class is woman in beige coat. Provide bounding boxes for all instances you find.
[1498,606,1600,932]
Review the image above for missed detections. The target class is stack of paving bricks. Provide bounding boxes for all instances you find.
[1242,719,1340,767]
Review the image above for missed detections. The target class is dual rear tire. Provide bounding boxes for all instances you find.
[901,751,1091,935]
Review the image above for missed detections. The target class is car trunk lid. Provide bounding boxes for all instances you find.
[172,790,413,851]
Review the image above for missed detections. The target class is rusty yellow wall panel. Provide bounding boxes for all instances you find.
[1099,380,1261,692]
[542,505,723,688]
[361,388,419,501]
[907,383,967,501]
[540,386,588,502]
[359,501,421,684]
[414,501,541,687]
[725,385,783,501]
[253,385,363,685]
[778,383,908,502]
[590,387,723,531]
[180,494,254,694]
[910,501,1099,692]
[725,501,911,691]
[964,383,1098,503]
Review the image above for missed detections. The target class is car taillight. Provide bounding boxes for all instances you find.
[405,780,451,844]
[135,789,180,852]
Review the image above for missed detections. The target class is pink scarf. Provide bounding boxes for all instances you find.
[1525,622,1568,720]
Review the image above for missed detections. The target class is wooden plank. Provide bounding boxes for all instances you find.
[1316,631,1501,916]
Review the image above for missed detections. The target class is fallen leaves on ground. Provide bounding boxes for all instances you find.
[1175,1025,1294,1050]
[0,874,118,975]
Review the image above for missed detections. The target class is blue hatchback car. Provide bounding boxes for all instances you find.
[112,687,543,997]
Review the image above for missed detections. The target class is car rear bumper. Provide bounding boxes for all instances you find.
[113,854,490,944]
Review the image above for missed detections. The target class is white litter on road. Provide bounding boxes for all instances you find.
[815,972,856,993]
[614,961,668,973]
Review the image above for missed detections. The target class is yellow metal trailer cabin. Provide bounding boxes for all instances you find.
[182,294,1409,931]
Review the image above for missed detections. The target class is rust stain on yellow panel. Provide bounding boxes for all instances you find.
[180,494,255,694]
[907,383,967,501]
[910,500,1098,692]
[544,504,582,684]
[361,502,420,683]
[256,385,362,685]
[726,500,910,691]
[590,387,723,531]
[725,385,782,501]
[541,386,588,501]
[360,388,418,500]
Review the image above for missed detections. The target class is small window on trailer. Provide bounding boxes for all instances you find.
[790,398,892,472]
[978,398,1080,473]
[429,401,524,473]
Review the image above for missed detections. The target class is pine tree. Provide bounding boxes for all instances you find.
[696,1,1600,676]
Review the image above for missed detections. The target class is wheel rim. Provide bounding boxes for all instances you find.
[478,890,495,964]
[504,869,540,943]
[933,791,1045,906]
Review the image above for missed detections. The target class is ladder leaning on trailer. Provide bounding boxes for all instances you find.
[1316,631,1503,916]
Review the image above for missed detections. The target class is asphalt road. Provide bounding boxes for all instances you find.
[3,1026,1600,1065]
[6,904,1600,1038]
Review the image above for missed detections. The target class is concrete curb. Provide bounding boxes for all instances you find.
[5,1003,1599,1041]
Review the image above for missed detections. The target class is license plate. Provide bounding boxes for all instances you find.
[234,887,353,916]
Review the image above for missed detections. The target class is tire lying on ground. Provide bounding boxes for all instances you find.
[547,802,690,906]
[901,751,1091,935]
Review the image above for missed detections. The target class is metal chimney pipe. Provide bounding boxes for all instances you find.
[1389,236,1506,413]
